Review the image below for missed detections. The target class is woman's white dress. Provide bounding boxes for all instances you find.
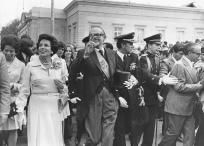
[16,56,69,146]
[0,57,25,130]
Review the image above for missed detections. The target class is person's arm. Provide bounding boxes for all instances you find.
[11,63,26,92]
[15,64,31,113]
[172,63,202,93]
[0,54,10,114]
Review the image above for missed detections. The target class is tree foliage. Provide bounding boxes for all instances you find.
[0,19,20,37]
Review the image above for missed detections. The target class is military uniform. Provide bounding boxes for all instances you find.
[136,33,162,146]
[113,32,140,146]
[113,33,162,146]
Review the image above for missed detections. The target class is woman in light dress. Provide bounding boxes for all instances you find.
[16,34,70,146]
[0,35,25,146]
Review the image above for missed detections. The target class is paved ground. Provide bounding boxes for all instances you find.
[17,119,182,146]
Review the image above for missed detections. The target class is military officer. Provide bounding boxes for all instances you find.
[138,33,162,146]
[113,32,140,146]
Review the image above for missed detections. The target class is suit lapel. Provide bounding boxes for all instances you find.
[105,48,115,76]
[116,53,124,70]
[90,50,103,73]
[182,58,198,83]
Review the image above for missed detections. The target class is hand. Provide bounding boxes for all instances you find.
[119,97,128,108]
[162,73,178,85]
[54,79,64,92]
[70,97,81,104]
[157,94,164,102]
[129,63,137,71]
[84,41,96,58]
[59,94,69,105]
[123,75,138,89]
[76,72,84,80]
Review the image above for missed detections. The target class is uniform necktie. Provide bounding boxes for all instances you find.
[123,54,127,62]
[99,49,104,57]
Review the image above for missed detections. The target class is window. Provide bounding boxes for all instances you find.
[156,26,166,41]
[73,25,77,43]
[135,25,145,43]
[89,22,102,31]
[68,25,71,42]
[195,28,204,40]
[176,28,185,42]
[113,25,123,38]
[176,30,185,42]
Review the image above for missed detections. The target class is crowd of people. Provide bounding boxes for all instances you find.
[0,26,204,146]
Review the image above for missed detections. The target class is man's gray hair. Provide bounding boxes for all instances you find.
[183,42,200,55]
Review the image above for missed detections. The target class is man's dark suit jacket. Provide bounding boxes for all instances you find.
[68,48,117,117]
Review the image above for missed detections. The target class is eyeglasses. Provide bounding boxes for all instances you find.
[89,33,104,37]
[192,51,201,56]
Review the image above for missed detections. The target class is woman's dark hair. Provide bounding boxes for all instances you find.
[1,35,19,53]
[36,34,58,53]
[19,38,34,57]
[57,41,66,50]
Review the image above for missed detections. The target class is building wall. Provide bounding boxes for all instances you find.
[64,0,204,49]
[19,1,204,49]
[18,7,66,44]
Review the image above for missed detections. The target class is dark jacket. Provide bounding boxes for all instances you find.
[139,53,160,106]
[68,48,117,117]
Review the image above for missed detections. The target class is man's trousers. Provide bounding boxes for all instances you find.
[85,87,118,146]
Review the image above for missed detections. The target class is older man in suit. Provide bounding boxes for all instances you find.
[159,42,203,146]
[71,27,120,146]
[0,52,11,145]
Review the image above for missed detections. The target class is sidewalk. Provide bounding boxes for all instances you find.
[17,120,182,146]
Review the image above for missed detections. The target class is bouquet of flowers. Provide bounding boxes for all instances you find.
[51,58,69,114]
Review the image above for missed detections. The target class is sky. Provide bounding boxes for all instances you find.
[0,0,204,30]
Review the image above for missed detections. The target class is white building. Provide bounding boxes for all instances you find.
[18,0,204,49]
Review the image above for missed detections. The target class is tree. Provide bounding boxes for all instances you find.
[0,19,20,37]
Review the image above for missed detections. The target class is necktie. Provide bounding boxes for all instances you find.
[99,49,104,57]
[123,54,128,68]
[123,54,127,62]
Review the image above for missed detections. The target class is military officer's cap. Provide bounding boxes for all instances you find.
[82,36,89,44]
[144,33,162,45]
[114,32,136,43]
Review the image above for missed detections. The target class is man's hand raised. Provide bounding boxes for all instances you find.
[84,41,96,58]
